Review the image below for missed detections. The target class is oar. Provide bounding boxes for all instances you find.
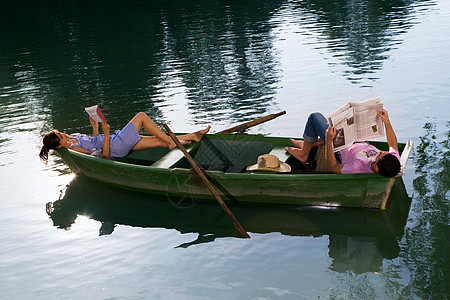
[217,110,286,134]
[163,124,251,239]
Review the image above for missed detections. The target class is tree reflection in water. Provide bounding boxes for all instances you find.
[403,121,449,298]
[288,0,437,84]
[2,0,437,133]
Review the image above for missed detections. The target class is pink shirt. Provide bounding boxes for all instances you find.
[340,143,400,174]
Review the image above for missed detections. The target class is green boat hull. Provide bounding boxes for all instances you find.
[56,133,412,209]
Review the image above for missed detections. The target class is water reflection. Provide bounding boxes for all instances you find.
[158,0,283,124]
[405,121,449,297]
[286,0,437,84]
[1,0,284,132]
[47,175,411,272]
[2,0,437,134]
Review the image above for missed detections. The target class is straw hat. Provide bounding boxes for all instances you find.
[247,154,291,173]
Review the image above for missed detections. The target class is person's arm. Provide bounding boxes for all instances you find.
[90,116,99,136]
[377,109,398,151]
[101,120,110,159]
[326,126,344,174]
[69,146,90,154]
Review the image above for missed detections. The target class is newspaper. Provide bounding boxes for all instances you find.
[327,97,384,152]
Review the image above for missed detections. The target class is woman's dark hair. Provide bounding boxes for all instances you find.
[39,131,60,162]
[377,153,401,177]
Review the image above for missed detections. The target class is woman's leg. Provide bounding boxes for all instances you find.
[132,136,170,150]
[130,112,210,149]
[130,112,174,147]
[285,112,328,162]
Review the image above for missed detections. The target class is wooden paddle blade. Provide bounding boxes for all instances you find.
[217,110,286,134]
[163,124,250,238]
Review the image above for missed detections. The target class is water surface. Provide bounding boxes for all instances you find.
[0,0,448,299]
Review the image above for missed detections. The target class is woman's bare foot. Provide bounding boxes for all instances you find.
[290,139,304,149]
[169,139,191,150]
[167,126,210,149]
[285,146,308,163]
[193,125,211,142]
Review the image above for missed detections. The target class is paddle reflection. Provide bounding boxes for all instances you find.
[46,175,411,272]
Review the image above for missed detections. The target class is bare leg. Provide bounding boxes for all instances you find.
[130,112,210,149]
[287,113,328,163]
[176,126,211,142]
[130,112,174,147]
[285,141,314,163]
[290,139,304,149]
[291,138,324,148]
[132,136,167,150]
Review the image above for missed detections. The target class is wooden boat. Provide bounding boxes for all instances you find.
[56,132,413,209]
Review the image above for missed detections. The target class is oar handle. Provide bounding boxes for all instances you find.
[163,124,250,238]
[217,110,286,134]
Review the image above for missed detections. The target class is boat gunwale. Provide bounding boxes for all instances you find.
[58,148,400,182]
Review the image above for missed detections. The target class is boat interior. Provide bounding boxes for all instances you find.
[116,134,412,175]
[117,135,280,173]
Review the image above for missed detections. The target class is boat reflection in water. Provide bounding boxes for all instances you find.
[46,175,411,273]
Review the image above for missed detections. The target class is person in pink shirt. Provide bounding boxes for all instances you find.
[285,109,401,177]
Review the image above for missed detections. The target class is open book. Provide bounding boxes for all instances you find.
[85,105,106,122]
[327,97,384,152]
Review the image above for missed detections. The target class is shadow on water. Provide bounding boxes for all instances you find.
[47,174,411,273]
[403,121,449,298]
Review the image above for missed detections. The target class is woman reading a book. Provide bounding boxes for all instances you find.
[39,112,210,162]
[285,109,401,177]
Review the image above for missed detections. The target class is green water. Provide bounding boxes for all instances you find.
[1,0,448,299]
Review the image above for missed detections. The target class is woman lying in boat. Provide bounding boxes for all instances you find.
[285,109,401,177]
[39,112,210,162]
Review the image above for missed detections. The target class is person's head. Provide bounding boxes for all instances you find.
[39,130,65,162]
[372,152,401,177]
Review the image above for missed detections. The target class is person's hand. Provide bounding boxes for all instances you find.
[89,116,99,129]
[377,109,390,124]
[326,125,336,141]
[101,120,110,135]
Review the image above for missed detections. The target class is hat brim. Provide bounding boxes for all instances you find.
[247,161,291,173]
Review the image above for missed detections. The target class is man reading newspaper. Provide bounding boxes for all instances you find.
[285,98,401,177]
